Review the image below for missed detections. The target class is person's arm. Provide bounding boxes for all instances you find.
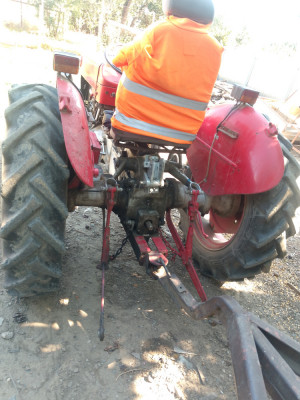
[112,28,154,69]
[112,42,136,68]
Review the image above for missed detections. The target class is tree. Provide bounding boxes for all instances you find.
[235,27,250,47]
[210,16,232,46]
[31,0,164,39]
[121,0,134,25]
[119,0,163,29]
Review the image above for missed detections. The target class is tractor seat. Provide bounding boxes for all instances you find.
[110,127,190,149]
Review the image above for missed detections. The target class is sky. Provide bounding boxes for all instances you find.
[213,0,300,46]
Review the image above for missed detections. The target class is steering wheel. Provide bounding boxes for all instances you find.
[104,50,122,75]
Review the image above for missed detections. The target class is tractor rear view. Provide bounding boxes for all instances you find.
[1,51,300,399]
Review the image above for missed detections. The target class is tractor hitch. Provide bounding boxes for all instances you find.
[88,161,300,399]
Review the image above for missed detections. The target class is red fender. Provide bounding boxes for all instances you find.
[187,103,284,195]
[56,74,94,187]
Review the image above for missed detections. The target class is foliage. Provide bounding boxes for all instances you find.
[210,16,232,46]
[234,27,250,47]
[130,0,163,28]
[13,0,297,59]
[267,41,298,57]
[5,20,39,33]
[30,0,163,40]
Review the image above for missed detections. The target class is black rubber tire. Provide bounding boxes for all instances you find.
[1,84,69,297]
[180,138,300,280]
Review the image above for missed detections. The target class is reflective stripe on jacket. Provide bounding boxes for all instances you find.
[111,16,223,145]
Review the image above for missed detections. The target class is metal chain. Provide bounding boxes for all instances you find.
[109,234,130,261]
[159,229,180,262]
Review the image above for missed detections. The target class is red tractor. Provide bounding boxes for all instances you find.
[2,51,300,399]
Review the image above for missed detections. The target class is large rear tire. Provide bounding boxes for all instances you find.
[1,84,69,297]
[180,138,300,280]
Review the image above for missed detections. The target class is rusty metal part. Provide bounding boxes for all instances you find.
[69,174,119,209]
[70,157,211,225]
[154,266,300,400]
[210,194,242,217]
[73,180,207,237]
[70,177,208,212]
[69,188,108,208]
[126,232,169,277]
[113,177,209,235]
[109,234,130,261]
[164,160,192,187]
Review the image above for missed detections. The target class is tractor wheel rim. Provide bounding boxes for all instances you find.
[194,197,245,251]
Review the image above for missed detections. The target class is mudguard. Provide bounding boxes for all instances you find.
[56,74,94,187]
[187,103,284,195]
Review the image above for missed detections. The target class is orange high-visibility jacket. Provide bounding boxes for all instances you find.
[111,16,223,145]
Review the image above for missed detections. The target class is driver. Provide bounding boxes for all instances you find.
[111,0,223,147]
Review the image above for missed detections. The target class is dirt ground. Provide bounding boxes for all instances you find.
[0,45,299,400]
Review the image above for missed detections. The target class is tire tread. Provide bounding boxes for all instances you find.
[1,84,69,297]
[181,140,300,280]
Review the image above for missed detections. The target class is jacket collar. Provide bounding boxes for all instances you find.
[168,15,211,33]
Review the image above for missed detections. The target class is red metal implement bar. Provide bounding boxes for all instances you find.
[166,190,207,302]
[98,187,116,341]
